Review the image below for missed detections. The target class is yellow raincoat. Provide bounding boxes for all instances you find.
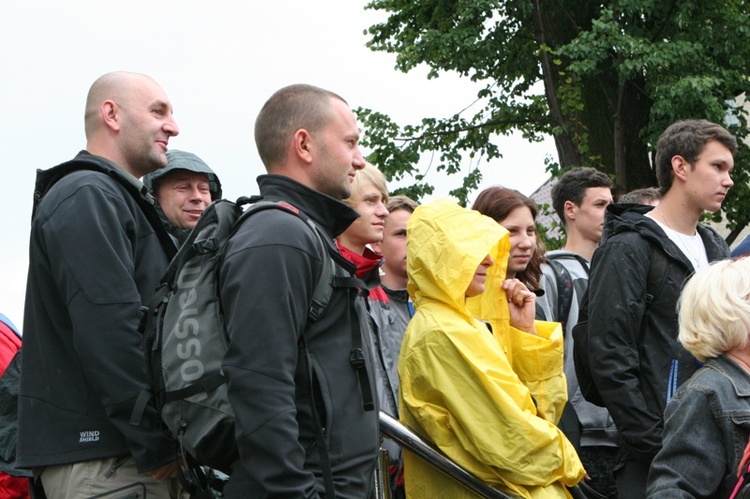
[399,199,585,498]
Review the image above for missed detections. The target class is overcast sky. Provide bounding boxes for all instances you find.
[0,1,554,329]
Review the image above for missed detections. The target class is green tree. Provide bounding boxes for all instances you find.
[360,0,750,242]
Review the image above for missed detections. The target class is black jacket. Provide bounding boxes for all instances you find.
[17,152,178,472]
[219,174,379,498]
[587,204,729,465]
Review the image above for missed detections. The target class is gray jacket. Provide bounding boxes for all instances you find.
[538,251,618,448]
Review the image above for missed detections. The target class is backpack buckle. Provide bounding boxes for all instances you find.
[349,348,365,369]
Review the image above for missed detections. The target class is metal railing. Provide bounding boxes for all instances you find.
[377,411,513,499]
[377,412,596,499]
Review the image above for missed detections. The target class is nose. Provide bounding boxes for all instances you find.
[164,114,179,137]
[188,186,203,201]
[482,254,494,268]
[517,233,534,249]
[352,146,365,171]
[376,202,389,218]
[724,170,734,189]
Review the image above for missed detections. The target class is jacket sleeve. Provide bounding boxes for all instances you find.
[507,321,567,424]
[219,214,319,497]
[647,385,726,497]
[400,320,584,488]
[40,182,173,472]
[587,239,663,462]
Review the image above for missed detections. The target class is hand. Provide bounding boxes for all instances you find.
[147,460,178,480]
[503,278,537,334]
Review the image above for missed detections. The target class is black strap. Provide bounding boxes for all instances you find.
[547,260,574,329]
[547,252,591,275]
[34,157,178,259]
[129,390,153,426]
[163,373,225,403]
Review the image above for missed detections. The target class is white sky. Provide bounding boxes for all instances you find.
[0,1,554,329]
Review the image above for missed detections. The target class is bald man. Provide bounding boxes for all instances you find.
[18,72,183,498]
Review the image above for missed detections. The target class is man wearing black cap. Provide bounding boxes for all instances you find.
[144,149,222,245]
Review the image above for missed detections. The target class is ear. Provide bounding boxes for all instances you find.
[292,129,314,165]
[671,155,689,182]
[563,199,577,222]
[101,100,120,132]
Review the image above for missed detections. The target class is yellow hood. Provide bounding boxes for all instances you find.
[407,198,510,319]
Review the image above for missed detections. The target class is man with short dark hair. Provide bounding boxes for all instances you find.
[219,84,378,497]
[18,72,182,497]
[550,167,614,262]
[537,167,616,496]
[587,119,735,497]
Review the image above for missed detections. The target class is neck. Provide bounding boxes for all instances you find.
[650,196,701,235]
[380,269,407,290]
[336,236,366,256]
[86,142,144,178]
[726,346,750,374]
[562,229,598,261]
[563,238,597,261]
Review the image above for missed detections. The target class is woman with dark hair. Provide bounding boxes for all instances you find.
[472,186,544,290]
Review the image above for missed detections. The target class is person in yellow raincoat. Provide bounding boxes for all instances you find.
[399,198,585,498]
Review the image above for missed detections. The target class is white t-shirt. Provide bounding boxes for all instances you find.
[652,219,709,270]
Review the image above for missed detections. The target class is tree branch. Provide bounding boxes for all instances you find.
[393,118,551,142]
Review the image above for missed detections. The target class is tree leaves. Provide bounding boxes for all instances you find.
[361,0,750,240]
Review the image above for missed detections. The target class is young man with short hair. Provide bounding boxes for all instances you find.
[537,167,617,497]
[219,84,378,498]
[373,195,418,320]
[587,119,735,497]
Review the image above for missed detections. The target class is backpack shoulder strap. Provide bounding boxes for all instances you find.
[237,199,336,322]
[546,252,590,275]
[546,259,574,327]
[34,157,177,259]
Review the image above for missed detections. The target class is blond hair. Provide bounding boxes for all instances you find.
[345,162,388,207]
[678,257,750,361]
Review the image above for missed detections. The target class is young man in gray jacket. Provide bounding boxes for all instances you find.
[537,167,616,497]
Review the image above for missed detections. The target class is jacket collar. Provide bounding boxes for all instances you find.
[602,203,727,265]
[710,356,750,398]
[257,174,359,239]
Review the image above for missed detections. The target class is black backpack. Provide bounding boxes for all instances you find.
[545,253,590,329]
[133,196,355,497]
[573,246,669,407]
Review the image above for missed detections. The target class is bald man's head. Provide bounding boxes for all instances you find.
[84,72,152,139]
[83,71,179,177]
